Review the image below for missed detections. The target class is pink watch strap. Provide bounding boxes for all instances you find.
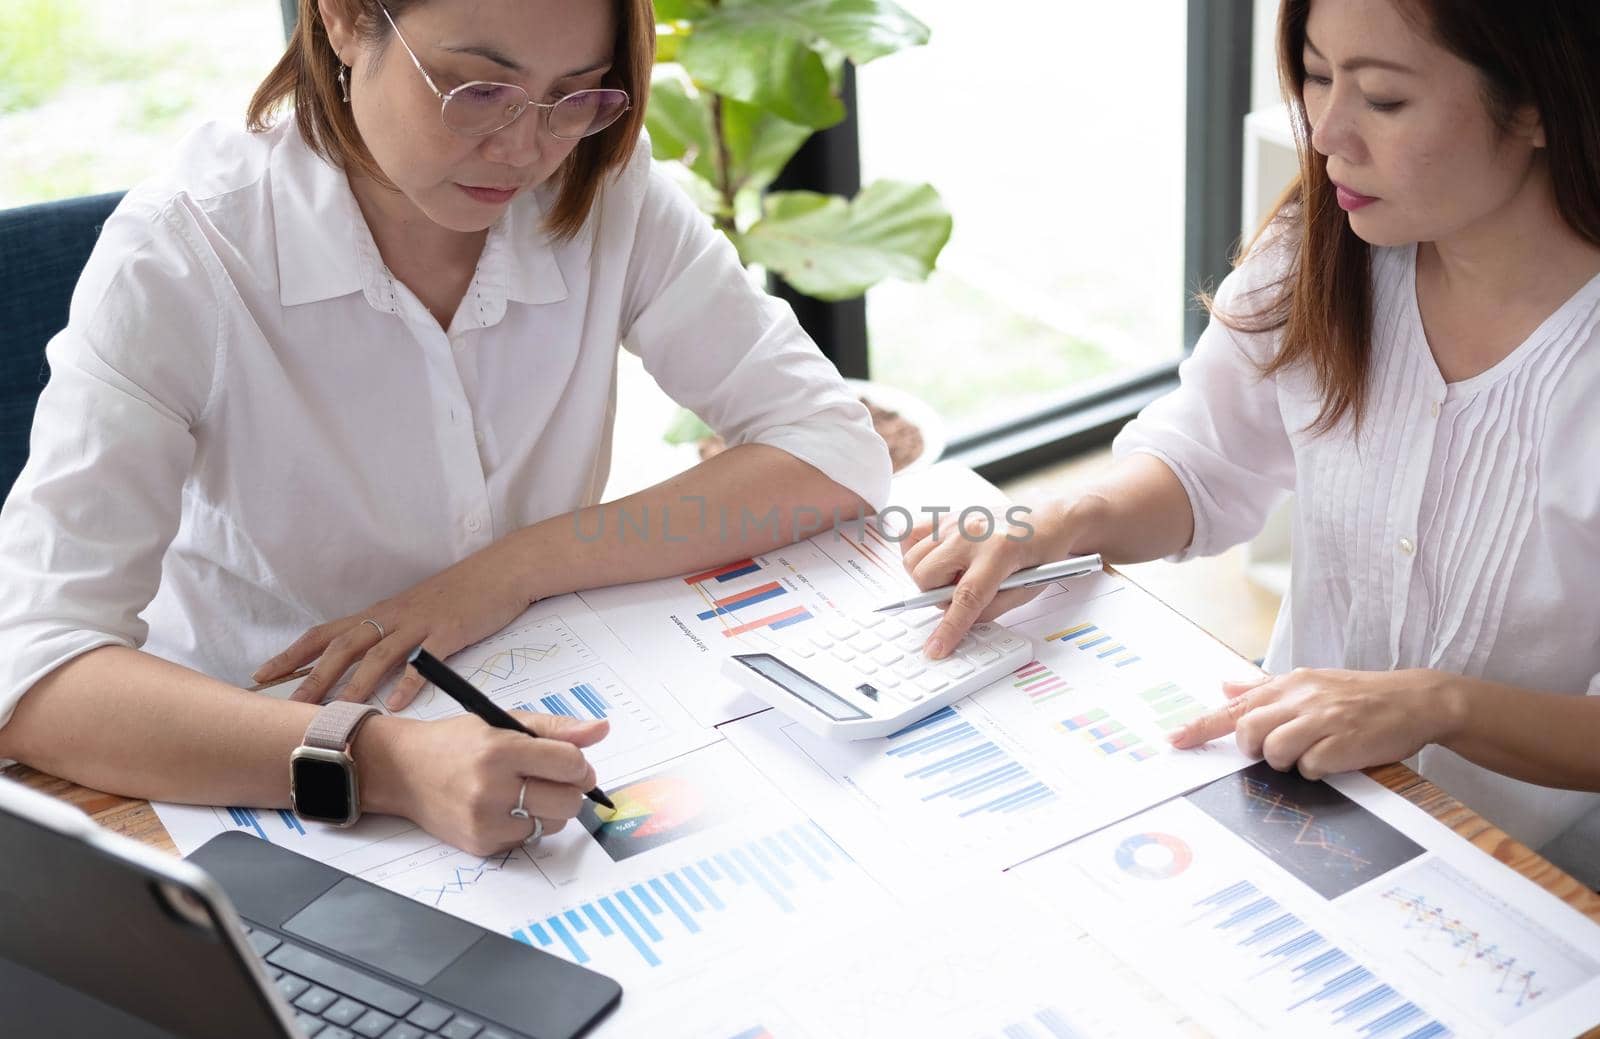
[303,701,380,752]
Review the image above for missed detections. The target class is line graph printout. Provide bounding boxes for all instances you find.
[388,607,716,782]
[1350,858,1600,1027]
[579,521,917,726]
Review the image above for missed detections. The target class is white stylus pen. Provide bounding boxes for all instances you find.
[872,553,1105,613]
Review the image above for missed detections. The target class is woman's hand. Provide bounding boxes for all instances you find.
[365,712,609,857]
[1169,667,1454,779]
[251,546,535,710]
[899,498,1087,659]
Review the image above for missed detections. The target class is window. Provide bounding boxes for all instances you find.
[0,0,283,206]
[857,1,1191,436]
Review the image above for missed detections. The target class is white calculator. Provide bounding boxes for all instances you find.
[722,607,1034,740]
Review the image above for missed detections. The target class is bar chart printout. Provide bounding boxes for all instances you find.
[482,742,885,985]
[687,559,813,636]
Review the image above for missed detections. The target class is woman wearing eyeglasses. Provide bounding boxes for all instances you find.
[902,0,1600,863]
[0,0,889,855]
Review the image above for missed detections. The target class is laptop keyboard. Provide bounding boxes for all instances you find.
[242,925,517,1039]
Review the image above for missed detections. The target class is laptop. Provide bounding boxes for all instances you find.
[0,776,621,1038]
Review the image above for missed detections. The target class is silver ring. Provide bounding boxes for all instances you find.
[510,779,530,820]
[523,817,544,847]
[361,618,385,640]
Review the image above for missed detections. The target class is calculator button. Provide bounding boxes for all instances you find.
[877,621,908,638]
[901,686,926,702]
[871,647,904,667]
[847,633,881,653]
[824,621,857,641]
[789,643,816,658]
[970,622,1000,639]
[894,631,927,652]
[893,659,926,679]
[965,646,1001,665]
[915,673,951,693]
[939,659,976,678]
[808,633,835,649]
[858,613,887,628]
[852,660,879,675]
[906,613,941,632]
[989,634,1029,655]
[831,647,857,663]
[876,674,901,687]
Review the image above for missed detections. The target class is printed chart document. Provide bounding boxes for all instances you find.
[1012,761,1600,1039]
[579,518,916,727]
[720,570,1262,873]
[154,603,718,861]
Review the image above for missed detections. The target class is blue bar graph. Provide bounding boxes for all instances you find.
[1190,880,1452,1038]
[527,682,609,720]
[226,806,307,842]
[512,822,846,969]
[884,706,1058,818]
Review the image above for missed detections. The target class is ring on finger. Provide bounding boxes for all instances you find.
[510,779,531,820]
[361,618,385,641]
[523,818,544,847]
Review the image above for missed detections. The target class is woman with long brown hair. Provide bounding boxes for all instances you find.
[0,0,889,854]
[908,0,1600,855]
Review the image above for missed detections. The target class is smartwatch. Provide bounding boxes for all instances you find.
[290,701,381,827]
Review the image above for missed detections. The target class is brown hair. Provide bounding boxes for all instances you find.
[247,0,655,240]
[1218,0,1600,434]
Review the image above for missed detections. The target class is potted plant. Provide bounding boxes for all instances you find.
[648,0,952,472]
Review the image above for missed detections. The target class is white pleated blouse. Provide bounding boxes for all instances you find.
[1115,236,1600,849]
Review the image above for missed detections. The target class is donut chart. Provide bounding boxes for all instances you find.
[1114,832,1194,880]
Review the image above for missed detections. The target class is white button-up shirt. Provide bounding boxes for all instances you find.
[0,119,890,728]
[1115,235,1600,849]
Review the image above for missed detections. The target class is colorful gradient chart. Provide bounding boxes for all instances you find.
[1139,681,1207,733]
[1191,879,1451,1039]
[886,706,1058,816]
[1115,832,1194,880]
[224,806,306,842]
[1044,620,1142,669]
[582,772,716,863]
[685,560,813,636]
[512,822,849,969]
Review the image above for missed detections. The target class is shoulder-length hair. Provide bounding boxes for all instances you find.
[247,0,655,241]
[1220,0,1600,434]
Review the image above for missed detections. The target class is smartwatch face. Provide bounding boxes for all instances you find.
[290,753,355,824]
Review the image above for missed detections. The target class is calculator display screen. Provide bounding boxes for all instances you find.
[734,654,871,721]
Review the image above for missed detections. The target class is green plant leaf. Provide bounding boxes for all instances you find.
[662,407,716,445]
[721,97,811,199]
[644,72,718,185]
[708,0,929,66]
[655,0,713,21]
[735,180,953,301]
[680,25,841,129]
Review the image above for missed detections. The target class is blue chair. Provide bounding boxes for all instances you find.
[0,191,126,497]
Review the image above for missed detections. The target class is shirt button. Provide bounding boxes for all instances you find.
[474,430,485,445]
[1430,401,1441,418]
[466,515,482,533]
[1398,537,1415,555]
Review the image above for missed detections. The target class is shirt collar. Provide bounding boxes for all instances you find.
[268,125,568,313]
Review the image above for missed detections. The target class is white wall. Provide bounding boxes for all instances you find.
[1252,0,1282,112]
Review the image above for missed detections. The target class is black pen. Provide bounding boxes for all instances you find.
[406,646,616,811]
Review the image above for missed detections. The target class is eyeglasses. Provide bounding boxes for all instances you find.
[376,3,630,139]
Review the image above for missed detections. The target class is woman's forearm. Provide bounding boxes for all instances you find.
[0,645,410,812]
[1434,674,1600,791]
[1043,453,1197,565]
[510,443,870,600]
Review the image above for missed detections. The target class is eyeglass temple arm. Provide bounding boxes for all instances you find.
[376,2,447,101]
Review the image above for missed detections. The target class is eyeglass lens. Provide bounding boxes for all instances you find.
[443,86,629,139]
